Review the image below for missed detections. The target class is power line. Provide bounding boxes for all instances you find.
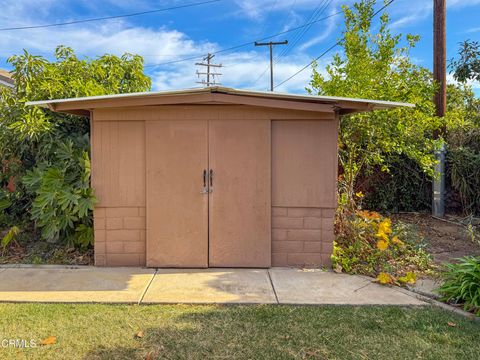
[284,0,333,57]
[252,0,333,87]
[278,0,332,59]
[144,10,343,68]
[0,0,221,31]
[274,0,396,89]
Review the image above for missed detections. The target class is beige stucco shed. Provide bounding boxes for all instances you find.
[28,86,411,268]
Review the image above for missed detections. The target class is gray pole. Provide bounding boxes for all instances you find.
[269,43,273,91]
[255,40,288,91]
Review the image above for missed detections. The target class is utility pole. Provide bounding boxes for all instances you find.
[433,0,446,217]
[196,53,223,86]
[255,40,288,91]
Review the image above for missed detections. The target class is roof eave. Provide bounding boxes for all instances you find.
[25,86,414,115]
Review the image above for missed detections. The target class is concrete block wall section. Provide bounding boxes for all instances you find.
[272,207,335,267]
[93,206,334,267]
[94,207,146,266]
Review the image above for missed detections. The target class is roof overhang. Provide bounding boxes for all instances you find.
[26,86,414,116]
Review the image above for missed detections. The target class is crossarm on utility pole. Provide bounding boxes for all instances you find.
[255,41,288,91]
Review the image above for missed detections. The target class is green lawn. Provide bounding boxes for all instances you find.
[0,304,478,360]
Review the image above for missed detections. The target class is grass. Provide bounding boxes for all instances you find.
[0,304,478,359]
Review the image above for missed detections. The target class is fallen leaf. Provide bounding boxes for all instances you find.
[398,272,417,285]
[146,350,160,360]
[40,336,57,346]
[334,264,343,273]
[376,272,394,285]
[447,322,456,327]
[135,331,144,338]
[376,239,389,251]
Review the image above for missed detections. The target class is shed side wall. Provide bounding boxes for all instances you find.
[92,118,146,266]
[271,118,338,267]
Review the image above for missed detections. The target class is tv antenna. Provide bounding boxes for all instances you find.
[196,53,222,86]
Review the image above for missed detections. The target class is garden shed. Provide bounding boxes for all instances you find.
[28,87,410,268]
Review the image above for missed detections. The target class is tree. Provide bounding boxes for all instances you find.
[450,40,480,83]
[0,46,151,246]
[307,0,441,210]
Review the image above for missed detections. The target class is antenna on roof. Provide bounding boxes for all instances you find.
[195,53,222,86]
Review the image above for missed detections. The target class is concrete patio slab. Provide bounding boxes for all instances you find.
[269,268,426,305]
[410,278,441,299]
[142,268,277,304]
[0,266,155,303]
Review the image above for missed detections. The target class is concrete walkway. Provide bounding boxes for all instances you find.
[0,266,426,305]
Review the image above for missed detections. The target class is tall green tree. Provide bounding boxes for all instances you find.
[0,46,151,246]
[307,0,441,210]
[450,40,480,83]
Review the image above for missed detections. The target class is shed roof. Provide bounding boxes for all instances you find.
[26,86,413,116]
[0,69,14,88]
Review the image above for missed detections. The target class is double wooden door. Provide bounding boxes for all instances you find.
[146,119,271,268]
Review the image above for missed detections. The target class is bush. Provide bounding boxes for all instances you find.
[0,46,151,250]
[22,139,95,247]
[437,256,480,316]
[446,141,480,216]
[361,156,432,213]
[333,206,433,285]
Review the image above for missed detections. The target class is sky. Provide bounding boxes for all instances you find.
[0,0,479,94]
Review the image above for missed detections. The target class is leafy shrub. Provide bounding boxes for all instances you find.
[361,156,432,213]
[447,146,480,215]
[437,256,480,316]
[333,205,433,285]
[0,46,151,251]
[1,225,19,253]
[23,139,96,247]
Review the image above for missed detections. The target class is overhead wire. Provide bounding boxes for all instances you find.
[251,0,333,87]
[0,0,221,31]
[143,10,343,68]
[274,0,396,89]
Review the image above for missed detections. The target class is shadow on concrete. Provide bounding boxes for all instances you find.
[142,268,276,304]
[0,267,154,292]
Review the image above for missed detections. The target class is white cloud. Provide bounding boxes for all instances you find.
[0,0,334,94]
[151,51,322,93]
[447,73,480,90]
[390,0,480,30]
[447,0,480,8]
[466,27,480,33]
[233,0,336,20]
[0,21,216,64]
[298,8,339,51]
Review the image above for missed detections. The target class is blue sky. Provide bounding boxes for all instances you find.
[0,0,479,94]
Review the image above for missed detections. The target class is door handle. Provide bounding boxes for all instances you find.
[201,170,208,194]
[209,169,213,188]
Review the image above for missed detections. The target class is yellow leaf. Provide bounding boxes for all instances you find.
[376,239,389,251]
[376,230,389,241]
[391,236,404,246]
[378,219,392,235]
[334,264,343,273]
[398,272,417,284]
[355,191,364,198]
[376,272,393,285]
[40,336,56,346]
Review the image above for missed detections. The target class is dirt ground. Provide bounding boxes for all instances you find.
[392,213,480,264]
[2,213,479,267]
[0,228,94,265]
